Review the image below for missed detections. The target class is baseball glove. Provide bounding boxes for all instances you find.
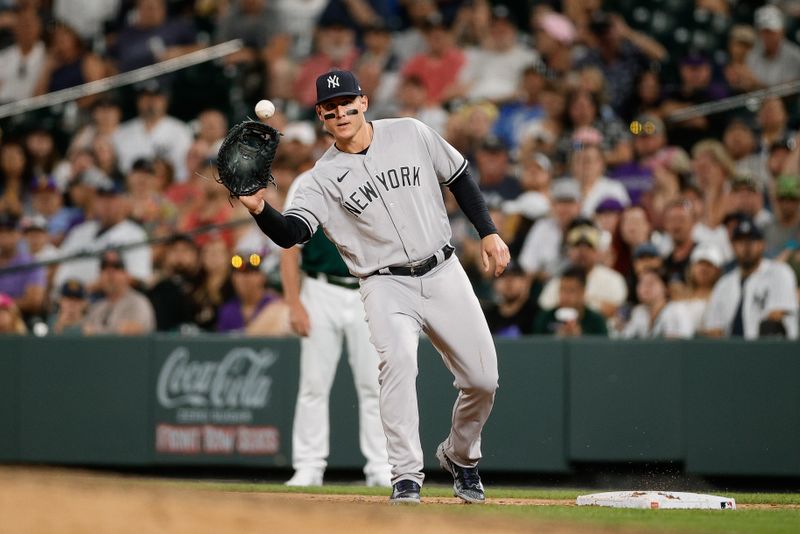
[216,120,281,197]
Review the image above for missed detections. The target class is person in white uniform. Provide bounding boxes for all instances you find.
[281,170,391,488]
[238,70,510,504]
[703,218,798,339]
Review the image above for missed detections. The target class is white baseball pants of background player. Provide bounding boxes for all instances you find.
[359,255,499,486]
[290,276,392,486]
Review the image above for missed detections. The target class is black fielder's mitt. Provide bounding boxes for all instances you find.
[216,120,281,197]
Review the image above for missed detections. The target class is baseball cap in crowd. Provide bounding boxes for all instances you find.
[690,244,723,268]
[633,242,661,259]
[730,24,757,45]
[680,51,710,67]
[100,249,126,270]
[315,69,364,105]
[594,197,624,214]
[0,212,19,230]
[420,11,448,31]
[20,214,48,233]
[539,12,576,45]
[551,179,581,202]
[60,278,86,299]
[566,224,601,248]
[283,122,317,146]
[29,175,58,193]
[135,78,166,95]
[731,217,763,241]
[776,174,800,199]
[755,5,784,31]
[131,158,155,174]
[502,191,550,220]
[524,152,552,173]
[480,134,508,152]
[96,180,125,196]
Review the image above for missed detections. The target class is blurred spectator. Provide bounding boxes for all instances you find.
[69,96,123,154]
[622,68,663,123]
[472,135,521,203]
[481,260,539,337]
[614,206,655,280]
[662,53,729,152]
[355,22,400,118]
[568,143,630,217]
[622,268,693,339]
[0,141,31,218]
[179,161,237,249]
[538,220,628,318]
[609,113,667,206]
[578,11,666,116]
[279,122,317,172]
[639,146,691,230]
[723,24,759,94]
[25,128,61,180]
[491,63,547,150]
[109,0,199,73]
[677,244,723,335]
[195,109,228,152]
[33,22,105,104]
[216,249,282,333]
[293,20,359,110]
[723,118,763,189]
[48,278,88,334]
[627,242,664,304]
[558,89,632,169]
[728,175,772,230]
[531,10,576,78]
[26,175,71,238]
[662,200,697,294]
[764,174,800,257]
[392,74,448,134]
[54,181,152,292]
[125,158,177,232]
[454,4,539,104]
[756,97,792,160]
[147,233,200,331]
[0,292,27,334]
[0,8,45,104]
[83,249,156,335]
[192,235,233,330]
[593,197,623,265]
[400,13,465,106]
[518,178,581,279]
[703,217,799,339]
[165,138,210,209]
[391,0,438,63]
[20,214,58,262]
[745,5,800,87]
[269,0,328,59]
[0,211,46,318]
[532,265,607,337]
[112,80,194,181]
[691,139,736,228]
[215,0,279,58]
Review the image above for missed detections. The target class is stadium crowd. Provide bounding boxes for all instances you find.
[0,0,799,339]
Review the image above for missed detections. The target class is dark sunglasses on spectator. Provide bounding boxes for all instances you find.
[231,253,262,271]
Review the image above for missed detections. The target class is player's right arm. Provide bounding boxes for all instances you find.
[280,246,311,337]
[239,189,312,249]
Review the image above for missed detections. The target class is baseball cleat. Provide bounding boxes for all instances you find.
[389,479,421,505]
[436,442,485,504]
[284,469,323,487]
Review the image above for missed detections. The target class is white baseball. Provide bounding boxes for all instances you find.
[255,99,275,119]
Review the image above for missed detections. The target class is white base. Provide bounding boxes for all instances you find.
[576,491,736,510]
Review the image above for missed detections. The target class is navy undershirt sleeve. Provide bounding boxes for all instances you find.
[251,202,311,248]
[447,168,498,239]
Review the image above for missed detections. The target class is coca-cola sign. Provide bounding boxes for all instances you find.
[157,346,277,410]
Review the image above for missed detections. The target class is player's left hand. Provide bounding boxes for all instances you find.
[480,234,510,277]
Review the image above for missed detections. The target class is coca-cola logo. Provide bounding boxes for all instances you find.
[157,347,277,409]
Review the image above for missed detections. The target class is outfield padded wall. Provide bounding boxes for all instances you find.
[0,336,798,476]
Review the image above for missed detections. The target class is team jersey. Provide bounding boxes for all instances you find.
[285,171,351,277]
[703,258,799,339]
[283,118,466,278]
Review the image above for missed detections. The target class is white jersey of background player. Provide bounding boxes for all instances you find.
[281,171,391,488]
[239,70,510,504]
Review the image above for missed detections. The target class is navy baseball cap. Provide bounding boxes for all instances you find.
[731,217,763,241]
[315,70,364,105]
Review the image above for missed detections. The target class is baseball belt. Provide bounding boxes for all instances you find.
[306,271,361,290]
[369,245,455,278]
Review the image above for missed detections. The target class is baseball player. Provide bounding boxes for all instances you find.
[239,70,510,504]
[703,218,798,339]
[281,170,392,488]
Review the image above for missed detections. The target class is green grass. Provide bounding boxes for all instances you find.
[173,480,800,534]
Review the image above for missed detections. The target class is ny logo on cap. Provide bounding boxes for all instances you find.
[327,75,340,88]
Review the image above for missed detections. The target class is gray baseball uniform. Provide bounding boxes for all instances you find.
[284,117,498,486]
